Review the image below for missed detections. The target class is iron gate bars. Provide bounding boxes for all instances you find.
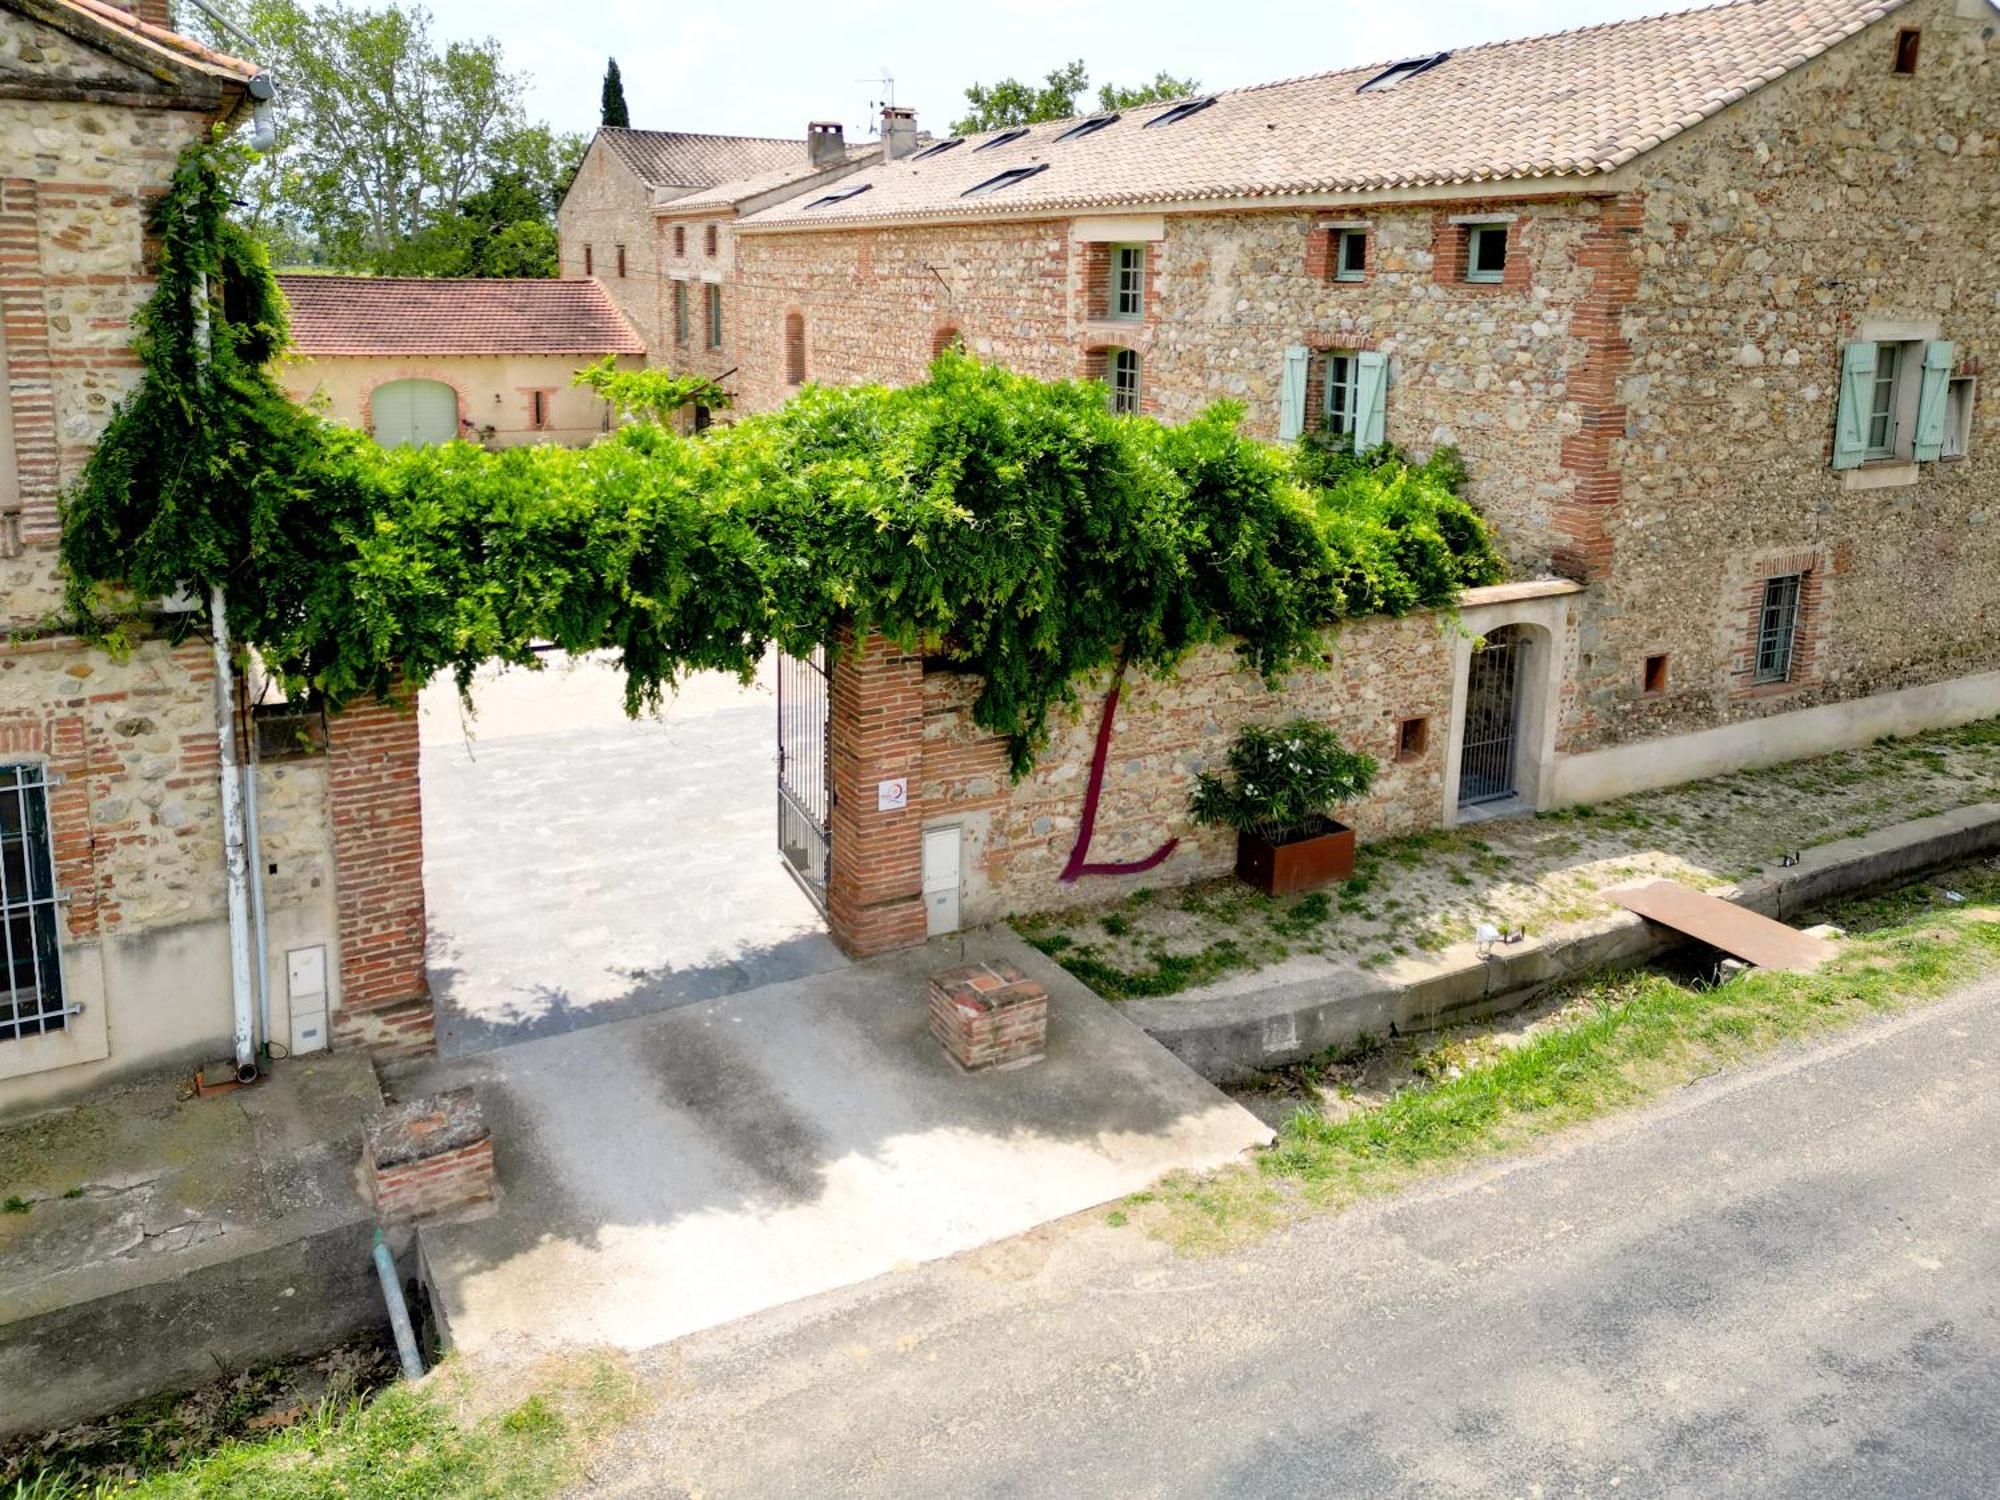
[1459,634,1525,807]
[776,648,832,911]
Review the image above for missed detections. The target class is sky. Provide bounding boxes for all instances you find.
[414,0,1715,143]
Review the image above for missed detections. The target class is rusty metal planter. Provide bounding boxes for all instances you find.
[1235,818,1357,896]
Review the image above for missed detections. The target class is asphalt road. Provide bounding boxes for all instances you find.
[580,976,2000,1499]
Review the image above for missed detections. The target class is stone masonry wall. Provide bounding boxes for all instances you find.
[919,612,1459,925]
[655,208,746,410]
[732,202,1615,575]
[1573,0,2000,753]
[556,139,660,352]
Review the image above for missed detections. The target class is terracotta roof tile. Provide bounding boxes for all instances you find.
[596,127,810,190]
[276,276,645,357]
[741,0,1912,230]
[44,0,262,82]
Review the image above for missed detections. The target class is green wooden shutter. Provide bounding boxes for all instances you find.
[1913,340,1955,462]
[1354,351,1389,450]
[1278,346,1309,441]
[1832,341,1876,469]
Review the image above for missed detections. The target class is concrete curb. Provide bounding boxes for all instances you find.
[1122,803,2000,1084]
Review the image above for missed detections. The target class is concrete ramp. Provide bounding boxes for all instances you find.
[409,929,1271,1359]
[1607,880,1833,972]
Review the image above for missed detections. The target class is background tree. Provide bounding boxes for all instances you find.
[600,56,630,127]
[186,0,582,274]
[1098,71,1201,110]
[950,59,1087,133]
[951,62,1201,133]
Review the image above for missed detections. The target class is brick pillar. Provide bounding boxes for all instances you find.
[326,693,434,1062]
[1553,193,1644,582]
[825,626,927,958]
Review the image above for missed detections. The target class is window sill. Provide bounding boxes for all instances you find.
[1840,460,1919,492]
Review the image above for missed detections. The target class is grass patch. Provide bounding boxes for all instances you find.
[1058,939,1252,1000]
[8,1355,639,1500]
[1143,864,2000,1251]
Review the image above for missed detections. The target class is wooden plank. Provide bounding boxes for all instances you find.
[1606,880,1834,972]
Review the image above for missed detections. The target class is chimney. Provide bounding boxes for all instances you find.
[881,105,918,162]
[808,120,846,170]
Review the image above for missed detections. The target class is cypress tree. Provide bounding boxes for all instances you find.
[601,58,630,128]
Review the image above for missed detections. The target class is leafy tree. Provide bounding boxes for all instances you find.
[600,57,630,127]
[185,0,581,273]
[1098,71,1201,110]
[571,357,730,424]
[950,59,1087,133]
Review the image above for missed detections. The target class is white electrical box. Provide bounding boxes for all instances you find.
[923,826,962,937]
[286,943,329,1056]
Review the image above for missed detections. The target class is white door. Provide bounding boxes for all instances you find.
[371,378,459,447]
[923,825,962,936]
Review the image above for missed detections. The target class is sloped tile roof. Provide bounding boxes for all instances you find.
[657,145,880,214]
[277,276,645,357]
[596,127,809,190]
[29,0,262,83]
[741,0,1911,230]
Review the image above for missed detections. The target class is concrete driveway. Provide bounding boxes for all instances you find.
[407,928,1271,1360]
[419,654,845,1057]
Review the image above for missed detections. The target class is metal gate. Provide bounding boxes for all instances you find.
[1458,631,1525,807]
[776,647,831,911]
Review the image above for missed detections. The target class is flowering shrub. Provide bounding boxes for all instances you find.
[1189,719,1379,843]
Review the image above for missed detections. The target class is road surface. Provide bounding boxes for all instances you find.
[580,975,2000,1498]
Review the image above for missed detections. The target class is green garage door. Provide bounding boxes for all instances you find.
[371,379,459,447]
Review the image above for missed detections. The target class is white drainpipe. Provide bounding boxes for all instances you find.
[193,267,260,1081]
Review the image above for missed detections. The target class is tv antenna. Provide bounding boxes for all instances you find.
[857,69,897,134]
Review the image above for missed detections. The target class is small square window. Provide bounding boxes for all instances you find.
[1893,28,1920,74]
[1466,224,1507,283]
[1642,654,1669,696]
[1111,244,1145,319]
[1943,376,1974,459]
[1336,229,1367,282]
[1394,716,1428,762]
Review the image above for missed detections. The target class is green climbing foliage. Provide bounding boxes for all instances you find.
[570,356,732,425]
[61,140,1506,775]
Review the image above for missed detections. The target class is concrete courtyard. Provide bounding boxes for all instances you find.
[418,653,845,1056]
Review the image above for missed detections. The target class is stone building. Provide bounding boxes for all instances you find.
[711,0,1998,944]
[275,274,644,448]
[0,0,433,1114]
[556,126,828,352]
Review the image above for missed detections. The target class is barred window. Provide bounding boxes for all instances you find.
[1754,574,1802,684]
[2,763,66,1043]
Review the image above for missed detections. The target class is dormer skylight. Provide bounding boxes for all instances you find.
[913,138,963,160]
[803,182,872,210]
[1143,96,1215,128]
[962,163,1050,198]
[1357,53,1450,92]
[1053,113,1118,143]
[972,128,1030,152]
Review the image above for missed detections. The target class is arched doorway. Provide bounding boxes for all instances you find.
[1458,625,1529,808]
[371,378,459,448]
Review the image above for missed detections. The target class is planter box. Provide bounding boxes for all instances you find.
[1235,818,1357,896]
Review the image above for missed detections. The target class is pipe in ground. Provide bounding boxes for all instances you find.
[373,1229,426,1381]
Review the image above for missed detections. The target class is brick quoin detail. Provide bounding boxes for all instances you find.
[1553,193,1644,582]
[326,695,434,1061]
[824,625,927,958]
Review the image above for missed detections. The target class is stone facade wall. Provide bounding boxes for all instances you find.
[919,613,1459,925]
[279,351,637,448]
[1573,0,2000,754]
[655,208,744,410]
[555,139,660,351]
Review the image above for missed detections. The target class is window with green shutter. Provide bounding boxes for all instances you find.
[1278,345,1309,441]
[1353,351,1389,449]
[1913,340,1956,462]
[673,281,688,346]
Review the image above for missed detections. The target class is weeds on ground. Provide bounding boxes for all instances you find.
[1130,859,2000,1252]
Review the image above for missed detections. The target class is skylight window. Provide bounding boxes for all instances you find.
[962,163,1050,198]
[1357,52,1450,92]
[803,182,872,210]
[1142,96,1215,129]
[1053,113,1119,143]
[912,138,963,160]
[972,128,1029,152]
